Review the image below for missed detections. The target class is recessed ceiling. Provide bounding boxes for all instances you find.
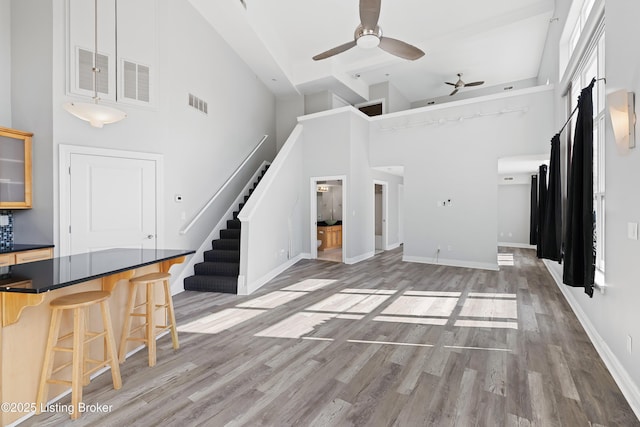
[190,0,554,104]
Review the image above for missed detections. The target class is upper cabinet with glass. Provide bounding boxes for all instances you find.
[0,127,32,209]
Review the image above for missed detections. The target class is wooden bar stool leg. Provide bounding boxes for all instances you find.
[146,282,156,367]
[36,307,62,414]
[100,299,122,389]
[164,279,179,350]
[119,282,137,363]
[71,307,85,420]
[83,314,91,386]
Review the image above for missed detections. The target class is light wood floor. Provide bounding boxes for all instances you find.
[23,248,639,426]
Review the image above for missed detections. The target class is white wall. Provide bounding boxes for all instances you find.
[276,94,304,152]
[1,0,277,259]
[497,183,531,246]
[0,0,10,127]
[370,87,554,270]
[304,91,332,115]
[369,81,410,114]
[10,0,55,245]
[539,0,640,415]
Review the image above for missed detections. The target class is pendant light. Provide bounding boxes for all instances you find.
[63,0,126,128]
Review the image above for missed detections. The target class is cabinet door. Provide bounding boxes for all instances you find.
[0,127,32,209]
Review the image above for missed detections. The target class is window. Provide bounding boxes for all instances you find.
[564,1,605,274]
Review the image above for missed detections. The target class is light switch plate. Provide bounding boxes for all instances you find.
[628,222,638,240]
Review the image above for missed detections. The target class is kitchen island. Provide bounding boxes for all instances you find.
[0,248,194,426]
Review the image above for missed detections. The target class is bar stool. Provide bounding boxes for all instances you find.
[119,272,179,367]
[36,290,122,420]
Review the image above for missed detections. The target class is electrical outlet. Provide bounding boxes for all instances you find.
[447,245,452,251]
[628,335,633,354]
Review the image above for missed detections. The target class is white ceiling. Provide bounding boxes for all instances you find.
[190,0,555,104]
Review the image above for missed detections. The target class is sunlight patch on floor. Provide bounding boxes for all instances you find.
[178,308,266,334]
[282,279,337,292]
[381,296,458,317]
[236,291,306,309]
[255,312,337,339]
[498,253,515,266]
[373,315,448,326]
[305,292,391,314]
[454,319,518,329]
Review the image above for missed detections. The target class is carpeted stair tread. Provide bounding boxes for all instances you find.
[212,238,240,250]
[220,229,241,239]
[184,275,237,293]
[227,219,241,229]
[204,249,240,262]
[194,261,239,276]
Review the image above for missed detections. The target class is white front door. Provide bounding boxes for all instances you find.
[69,153,157,254]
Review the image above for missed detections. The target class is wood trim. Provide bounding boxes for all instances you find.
[0,127,33,209]
[1,293,46,327]
[159,256,186,274]
[101,270,136,293]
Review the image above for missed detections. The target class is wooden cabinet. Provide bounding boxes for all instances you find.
[0,127,32,209]
[0,248,53,266]
[318,225,342,251]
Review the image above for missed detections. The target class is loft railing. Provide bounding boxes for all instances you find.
[179,135,269,235]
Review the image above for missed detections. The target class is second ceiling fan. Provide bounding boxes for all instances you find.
[313,0,425,61]
[445,73,485,96]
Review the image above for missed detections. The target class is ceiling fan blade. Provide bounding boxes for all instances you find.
[445,82,456,86]
[449,88,459,96]
[465,81,484,87]
[378,37,425,60]
[312,40,357,61]
[360,0,381,29]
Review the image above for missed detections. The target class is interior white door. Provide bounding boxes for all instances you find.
[69,153,157,254]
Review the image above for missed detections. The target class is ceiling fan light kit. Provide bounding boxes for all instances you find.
[313,0,424,61]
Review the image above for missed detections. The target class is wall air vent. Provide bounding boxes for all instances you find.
[504,177,514,181]
[123,60,151,103]
[188,94,208,114]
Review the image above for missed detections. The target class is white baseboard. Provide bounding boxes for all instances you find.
[498,242,536,249]
[346,251,375,265]
[543,259,640,420]
[403,255,499,271]
[385,242,401,250]
[241,253,305,295]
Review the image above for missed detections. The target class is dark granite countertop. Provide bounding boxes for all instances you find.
[0,248,194,294]
[0,244,55,254]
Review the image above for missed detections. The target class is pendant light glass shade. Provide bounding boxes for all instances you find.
[64,0,126,128]
[63,101,127,128]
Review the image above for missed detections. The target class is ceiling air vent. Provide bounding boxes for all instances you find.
[188,93,208,114]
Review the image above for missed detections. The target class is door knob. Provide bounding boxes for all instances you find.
[147,234,154,239]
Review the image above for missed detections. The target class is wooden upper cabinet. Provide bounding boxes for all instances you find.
[0,126,32,209]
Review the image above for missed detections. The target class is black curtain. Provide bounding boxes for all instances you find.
[536,164,547,258]
[529,175,538,245]
[563,79,595,297]
[540,134,562,262]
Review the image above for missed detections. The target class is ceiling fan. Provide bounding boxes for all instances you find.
[445,73,485,96]
[312,0,425,61]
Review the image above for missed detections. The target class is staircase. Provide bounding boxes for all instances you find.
[183,164,269,293]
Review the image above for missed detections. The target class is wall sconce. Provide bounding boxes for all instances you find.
[607,89,636,149]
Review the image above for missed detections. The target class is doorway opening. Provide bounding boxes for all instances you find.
[374,180,388,254]
[310,176,346,263]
